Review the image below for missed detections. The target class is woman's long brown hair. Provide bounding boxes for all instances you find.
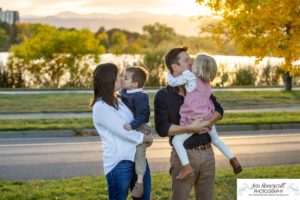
[90,63,119,109]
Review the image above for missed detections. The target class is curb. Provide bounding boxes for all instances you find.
[1,123,300,138]
[0,130,78,138]
[217,123,300,132]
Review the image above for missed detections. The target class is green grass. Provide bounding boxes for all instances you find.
[0,94,93,114]
[0,91,299,114]
[1,111,300,131]
[0,165,299,200]
[218,111,300,125]
[215,90,300,110]
[0,118,93,131]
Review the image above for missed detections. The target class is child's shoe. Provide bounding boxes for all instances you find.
[176,164,194,180]
[132,182,144,198]
[230,157,242,174]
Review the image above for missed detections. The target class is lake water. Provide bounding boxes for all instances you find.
[0,52,286,71]
[1,52,291,87]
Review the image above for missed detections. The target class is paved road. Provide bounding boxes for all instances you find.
[1,106,300,119]
[0,87,299,95]
[1,130,300,180]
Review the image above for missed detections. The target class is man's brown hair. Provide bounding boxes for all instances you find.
[125,66,148,88]
[164,46,188,74]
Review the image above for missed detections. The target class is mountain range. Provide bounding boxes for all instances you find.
[21,11,200,36]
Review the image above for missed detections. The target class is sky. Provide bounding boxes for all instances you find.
[1,0,212,17]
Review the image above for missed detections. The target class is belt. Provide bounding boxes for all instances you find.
[189,143,212,151]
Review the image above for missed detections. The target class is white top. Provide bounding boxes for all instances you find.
[167,70,197,92]
[93,98,144,175]
[126,88,143,94]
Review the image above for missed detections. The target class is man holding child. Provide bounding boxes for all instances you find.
[154,46,224,200]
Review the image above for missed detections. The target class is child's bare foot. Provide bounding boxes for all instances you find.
[176,164,194,180]
[230,157,242,174]
[132,182,144,198]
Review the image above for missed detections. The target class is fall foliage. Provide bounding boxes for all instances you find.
[197,0,300,90]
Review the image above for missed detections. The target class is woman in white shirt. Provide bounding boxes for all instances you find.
[91,63,153,200]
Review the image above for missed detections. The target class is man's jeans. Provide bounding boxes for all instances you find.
[106,160,151,200]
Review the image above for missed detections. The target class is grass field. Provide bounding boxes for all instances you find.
[0,91,299,114]
[0,111,300,131]
[0,165,299,200]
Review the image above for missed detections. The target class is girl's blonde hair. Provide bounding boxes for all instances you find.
[192,54,217,82]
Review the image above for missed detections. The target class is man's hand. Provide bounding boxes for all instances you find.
[124,123,132,131]
[167,118,211,136]
[187,119,211,134]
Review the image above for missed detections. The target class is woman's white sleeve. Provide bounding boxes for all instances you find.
[93,104,144,144]
[167,70,197,92]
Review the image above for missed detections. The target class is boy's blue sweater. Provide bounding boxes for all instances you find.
[120,89,150,130]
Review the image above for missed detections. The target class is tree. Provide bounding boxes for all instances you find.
[142,49,166,86]
[0,28,9,51]
[11,25,105,87]
[95,26,106,36]
[197,0,300,90]
[11,25,59,86]
[110,31,128,54]
[107,29,145,54]
[195,15,238,55]
[15,23,36,44]
[0,22,10,34]
[143,23,176,48]
[55,28,105,87]
[0,21,17,49]
[127,37,146,54]
[96,32,109,50]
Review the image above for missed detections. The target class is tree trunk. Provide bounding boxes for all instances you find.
[284,23,292,91]
[284,72,292,91]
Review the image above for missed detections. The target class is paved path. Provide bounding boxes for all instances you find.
[1,106,300,119]
[0,87,299,95]
[1,130,300,180]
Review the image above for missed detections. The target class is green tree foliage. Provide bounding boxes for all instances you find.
[0,22,10,34]
[0,22,16,51]
[143,23,177,48]
[15,23,42,44]
[110,31,128,54]
[10,24,105,87]
[142,49,166,86]
[0,28,9,51]
[96,33,109,50]
[126,37,146,54]
[106,28,145,54]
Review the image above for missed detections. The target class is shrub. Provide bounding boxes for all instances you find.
[214,63,229,87]
[0,63,9,87]
[258,64,285,86]
[141,49,166,87]
[232,66,257,86]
